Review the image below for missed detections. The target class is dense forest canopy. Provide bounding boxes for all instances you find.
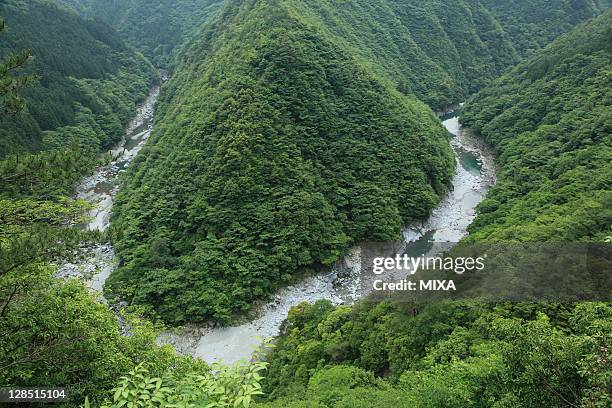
[480,0,612,56]
[0,4,169,403]
[256,301,611,407]
[0,0,157,158]
[255,12,612,407]
[312,0,611,108]
[0,18,35,115]
[53,0,223,67]
[0,0,610,407]
[52,0,610,106]
[0,0,157,290]
[104,0,611,325]
[462,10,612,241]
[268,0,518,108]
[107,0,456,324]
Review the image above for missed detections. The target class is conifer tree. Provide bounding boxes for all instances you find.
[0,18,35,114]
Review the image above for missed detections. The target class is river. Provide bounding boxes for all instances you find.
[159,111,497,364]
[56,91,496,366]
[55,87,159,294]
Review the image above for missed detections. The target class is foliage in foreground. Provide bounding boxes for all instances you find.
[0,262,208,405]
[87,360,267,408]
[0,160,207,407]
[0,4,166,404]
[257,300,612,408]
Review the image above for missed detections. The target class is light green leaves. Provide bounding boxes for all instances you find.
[96,357,270,408]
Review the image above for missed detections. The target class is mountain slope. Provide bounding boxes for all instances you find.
[106,0,612,323]
[53,0,223,67]
[280,0,517,108]
[106,0,455,324]
[462,10,612,241]
[53,0,609,105]
[0,0,157,158]
[257,14,612,408]
[480,0,611,56]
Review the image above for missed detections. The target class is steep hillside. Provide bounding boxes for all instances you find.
[462,10,612,241]
[481,0,611,56]
[0,3,203,405]
[281,0,518,108]
[0,0,157,158]
[257,12,612,407]
[106,0,455,324]
[1,1,609,407]
[53,0,223,67]
[54,0,609,104]
[106,0,612,323]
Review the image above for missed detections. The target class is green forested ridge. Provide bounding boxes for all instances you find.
[53,0,609,107]
[52,0,223,67]
[0,3,180,405]
[1,1,611,407]
[107,0,611,324]
[0,0,156,288]
[107,0,455,324]
[0,0,157,157]
[254,11,612,408]
[278,0,518,108]
[462,10,612,241]
[480,0,611,57]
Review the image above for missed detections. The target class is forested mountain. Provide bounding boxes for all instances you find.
[0,1,198,403]
[280,0,609,109]
[480,0,611,56]
[462,10,612,241]
[254,12,612,407]
[1,1,610,407]
[278,0,518,108]
[53,0,223,67]
[0,0,157,157]
[54,0,609,103]
[107,0,456,324]
[106,0,611,324]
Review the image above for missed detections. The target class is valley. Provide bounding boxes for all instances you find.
[54,86,496,366]
[0,1,610,407]
[161,111,497,364]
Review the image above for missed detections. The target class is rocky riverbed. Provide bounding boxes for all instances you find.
[159,113,497,365]
[55,87,160,298]
[55,94,496,365]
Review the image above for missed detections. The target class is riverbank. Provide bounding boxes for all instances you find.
[54,89,496,365]
[159,114,497,364]
[55,87,160,296]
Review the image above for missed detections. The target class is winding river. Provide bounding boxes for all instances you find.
[57,90,496,365]
[56,87,159,294]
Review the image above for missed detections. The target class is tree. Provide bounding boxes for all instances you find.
[86,359,268,408]
[0,17,35,114]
